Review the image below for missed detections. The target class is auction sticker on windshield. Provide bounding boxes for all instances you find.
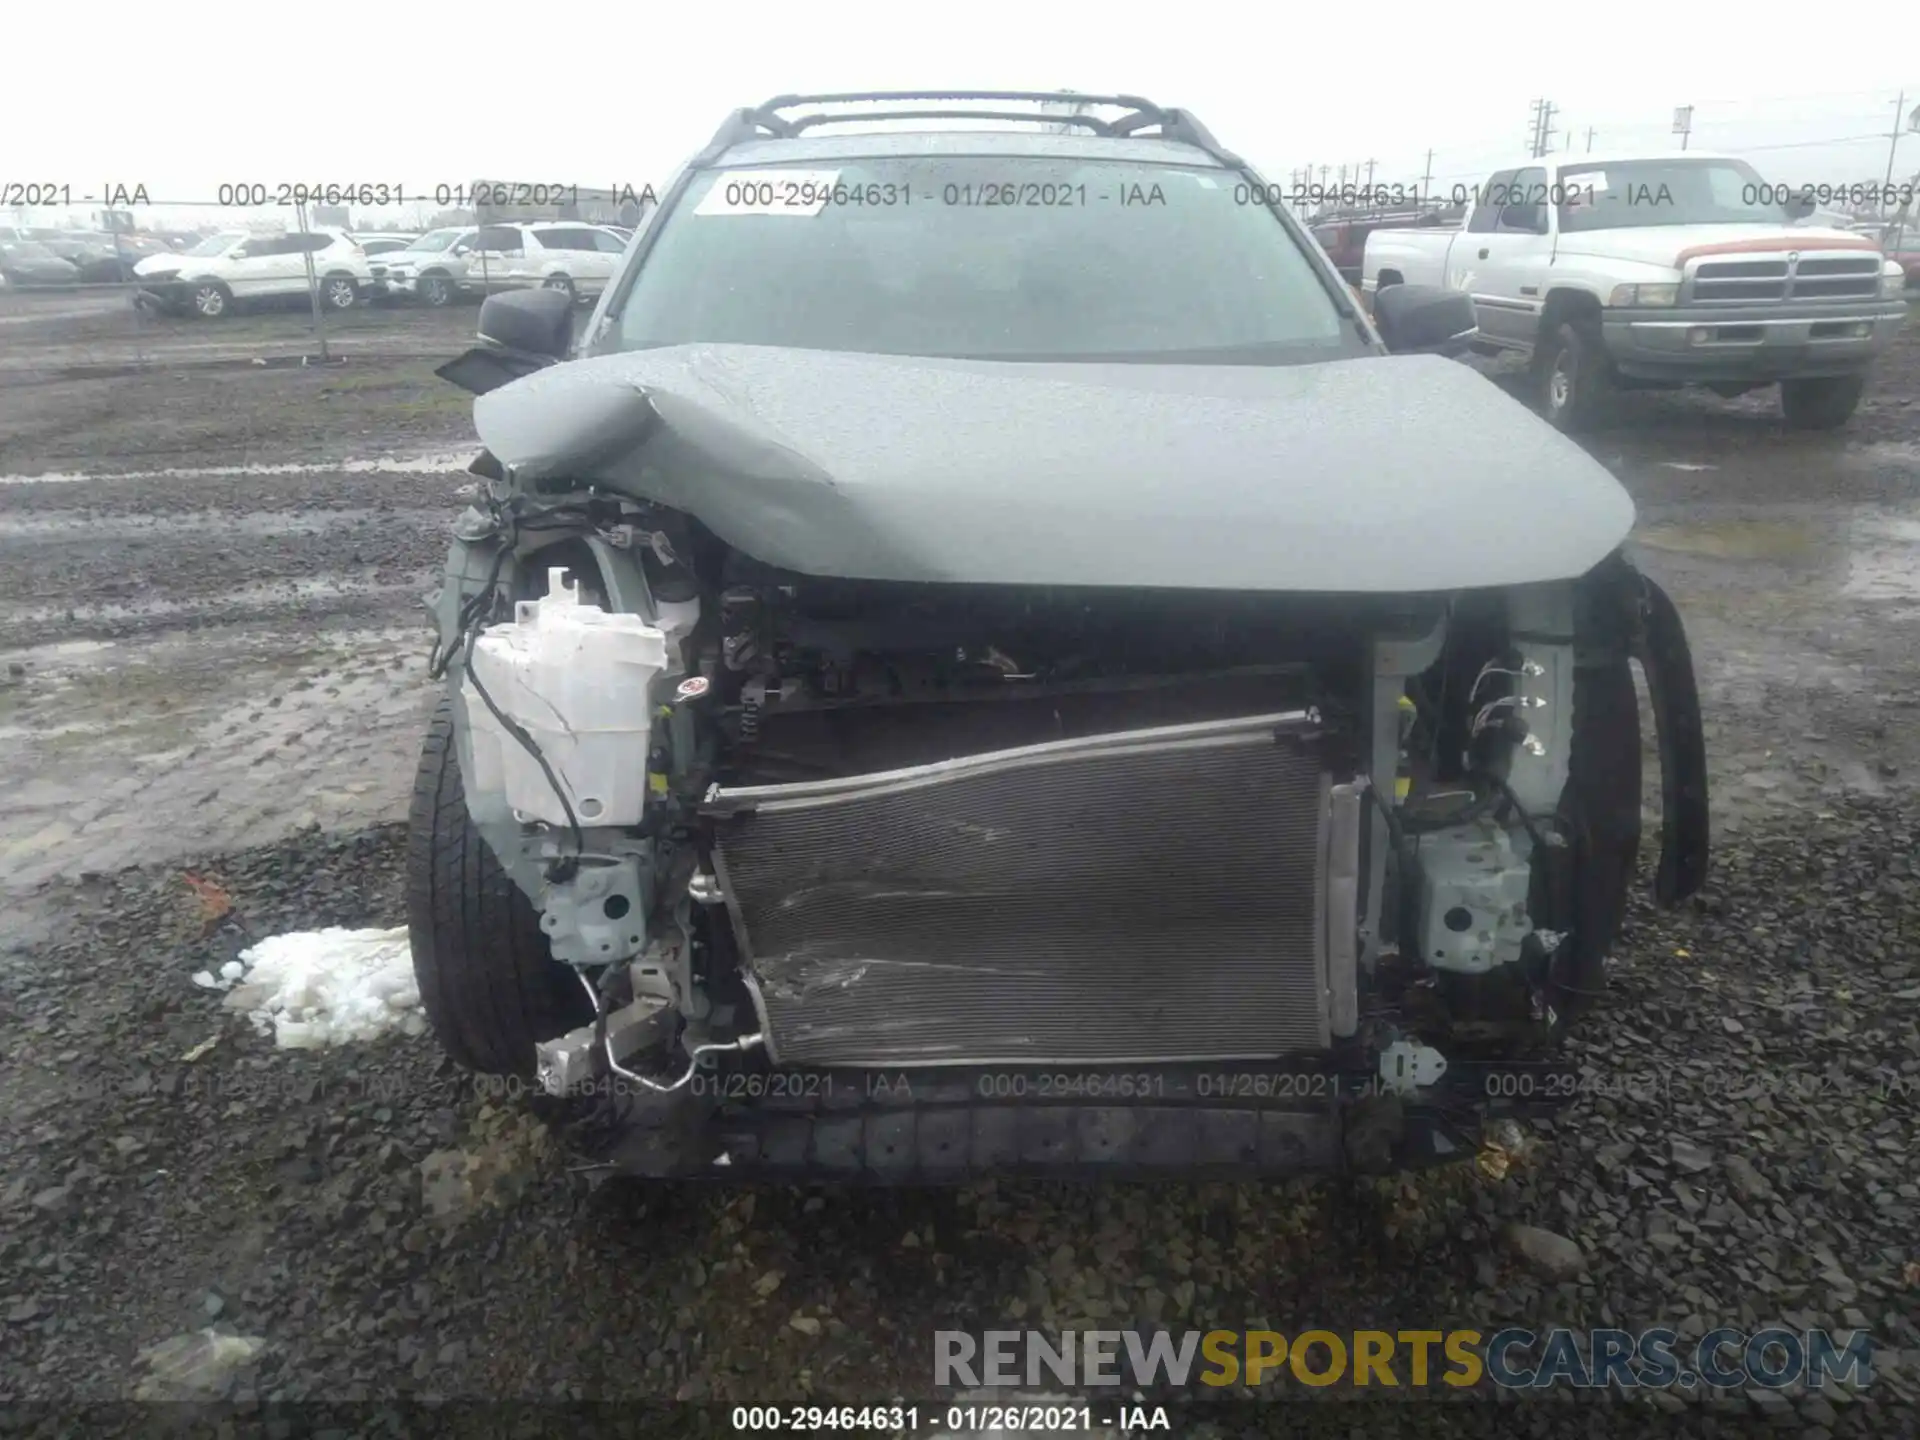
[695,171,842,217]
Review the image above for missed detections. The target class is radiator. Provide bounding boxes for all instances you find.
[704,711,1351,1067]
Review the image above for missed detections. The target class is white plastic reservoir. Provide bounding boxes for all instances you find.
[463,567,669,828]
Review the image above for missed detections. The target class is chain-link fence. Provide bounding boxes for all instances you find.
[0,185,654,384]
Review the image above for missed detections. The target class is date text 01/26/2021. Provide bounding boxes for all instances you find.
[729,1405,1173,1432]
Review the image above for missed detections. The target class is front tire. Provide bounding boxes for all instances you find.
[1779,375,1864,431]
[1534,320,1614,432]
[418,272,454,308]
[321,273,358,311]
[406,696,592,1076]
[191,281,232,319]
[543,274,577,302]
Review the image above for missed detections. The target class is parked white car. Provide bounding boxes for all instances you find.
[131,229,373,318]
[384,222,628,306]
[372,227,476,307]
[474,222,630,302]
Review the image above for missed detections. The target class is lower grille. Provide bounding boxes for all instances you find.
[705,712,1341,1067]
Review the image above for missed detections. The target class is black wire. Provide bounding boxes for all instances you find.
[429,538,511,680]
[429,494,598,878]
[1484,772,1573,858]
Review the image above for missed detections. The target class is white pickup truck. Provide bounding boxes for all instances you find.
[1361,151,1911,431]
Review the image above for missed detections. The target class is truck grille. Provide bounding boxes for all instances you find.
[1691,253,1881,304]
[704,712,1344,1067]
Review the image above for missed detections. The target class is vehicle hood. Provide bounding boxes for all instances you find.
[1556,223,1871,271]
[472,344,1636,594]
[133,253,189,276]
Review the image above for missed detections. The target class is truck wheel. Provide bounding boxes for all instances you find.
[406,695,592,1076]
[1535,321,1613,432]
[1779,375,1865,431]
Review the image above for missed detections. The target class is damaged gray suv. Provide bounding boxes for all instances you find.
[407,91,1710,1180]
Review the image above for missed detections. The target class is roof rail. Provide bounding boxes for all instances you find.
[702,91,1244,167]
[690,107,790,166]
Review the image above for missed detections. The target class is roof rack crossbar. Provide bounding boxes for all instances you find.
[755,90,1167,119]
[693,91,1245,169]
[783,107,1120,136]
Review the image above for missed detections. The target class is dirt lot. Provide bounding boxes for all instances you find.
[1,311,1917,1434]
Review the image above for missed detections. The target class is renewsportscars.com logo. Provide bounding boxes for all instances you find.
[934,1327,1875,1391]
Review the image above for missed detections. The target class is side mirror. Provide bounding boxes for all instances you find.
[1784,195,1815,220]
[476,286,574,360]
[1372,283,1477,356]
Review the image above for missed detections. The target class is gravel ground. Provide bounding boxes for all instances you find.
[1,307,1918,1433]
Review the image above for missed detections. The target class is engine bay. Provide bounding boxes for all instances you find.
[421,477,1694,1174]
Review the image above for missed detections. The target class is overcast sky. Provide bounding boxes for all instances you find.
[5,2,1919,228]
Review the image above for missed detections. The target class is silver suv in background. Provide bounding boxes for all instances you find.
[374,228,475,307]
[382,223,629,306]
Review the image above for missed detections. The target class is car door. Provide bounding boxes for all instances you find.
[467,225,525,292]
[1451,167,1549,348]
[539,226,615,291]
[221,235,285,296]
[275,233,334,297]
[584,227,630,292]
[523,226,573,284]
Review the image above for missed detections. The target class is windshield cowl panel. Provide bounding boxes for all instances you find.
[606,157,1362,365]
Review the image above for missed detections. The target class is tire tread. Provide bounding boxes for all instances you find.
[406,696,588,1075]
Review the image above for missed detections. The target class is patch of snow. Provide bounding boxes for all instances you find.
[217,926,424,1048]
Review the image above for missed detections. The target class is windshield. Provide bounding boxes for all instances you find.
[609,157,1358,363]
[404,229,465,253]
[1557,158,1791,233]
[185,232,245,257]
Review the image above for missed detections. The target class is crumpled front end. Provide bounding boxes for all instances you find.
[424,454,1708,1180]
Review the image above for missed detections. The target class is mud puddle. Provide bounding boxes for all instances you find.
[1843,512,1920,602]
[0,451,474,486]
[0,622,435,893]
[0,507,439,541]
[0,575,424,633]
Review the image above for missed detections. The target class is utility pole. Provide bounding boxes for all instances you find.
[1673,105,1693,151]
[1363,158,1377,189]
[1527,99,1559,159]
[1585,126,1596,153]
[1886,90,1910,193]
